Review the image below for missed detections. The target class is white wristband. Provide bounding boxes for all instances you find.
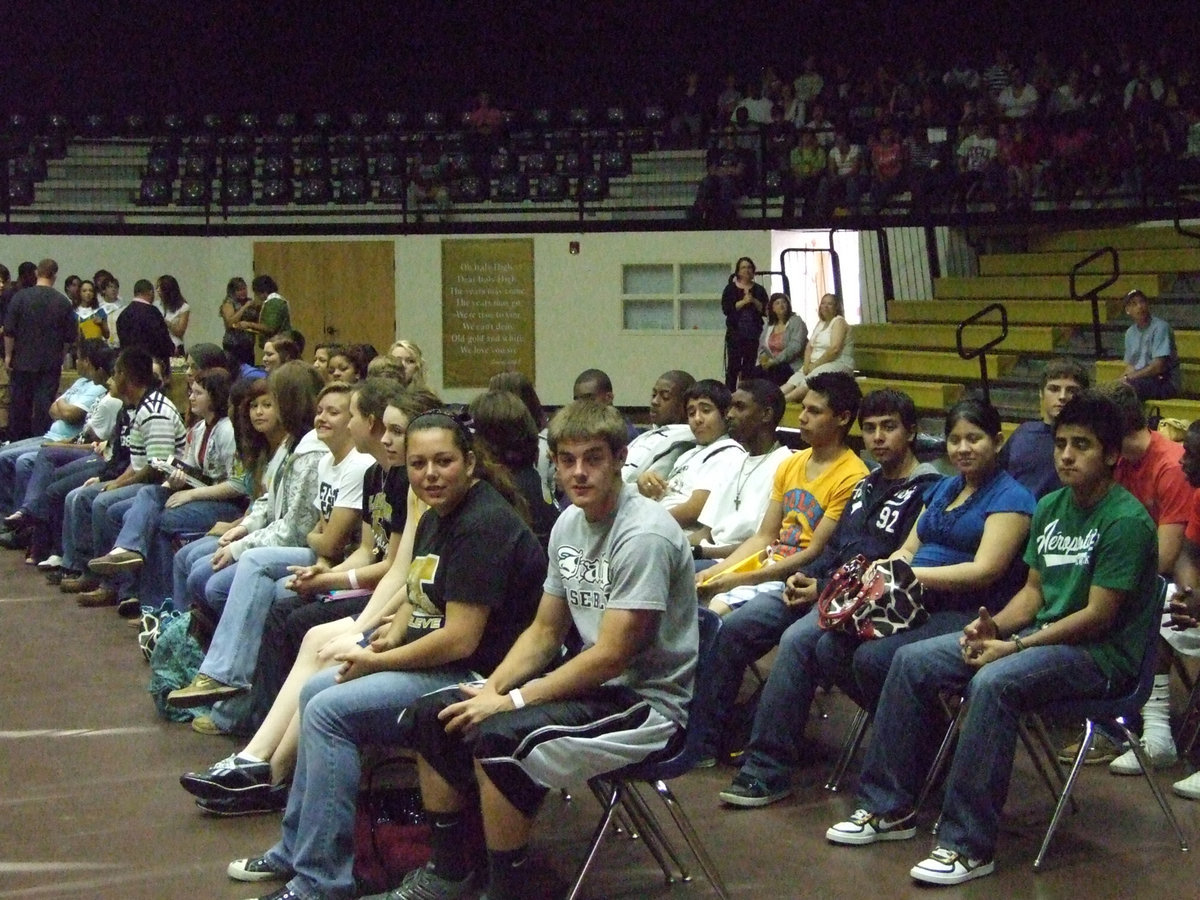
[347,569,359,590]
[508,688,526,709]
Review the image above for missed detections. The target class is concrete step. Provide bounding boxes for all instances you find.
[979,248,1200,277]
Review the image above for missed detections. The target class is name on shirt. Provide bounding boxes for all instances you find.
[556,544,611,610]
[1036,519,1100,568]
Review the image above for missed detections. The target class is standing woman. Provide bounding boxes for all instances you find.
[220,276,259,368]
[781,292,855,403]
[722,256,768,390]
[752,292,808,385]
[75,280,110,343]
[157,275,190,357]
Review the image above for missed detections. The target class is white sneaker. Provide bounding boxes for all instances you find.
[826,808,916,845]
[1172,770,1200,800]
[910,846,994,885]
[37,554,63,570]
[1109,741,1178,776]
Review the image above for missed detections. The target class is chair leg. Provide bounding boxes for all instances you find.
[587,779,638,839]
[566,779,624,900]
[1109,719,1191,854]
[1036,719,1098,870]
[622,781,687,883]
[825,707,871,791]
[1024,712,1078,813]
[646,778,732,900]
[1018,716,1067,806]
[915,701,965,816]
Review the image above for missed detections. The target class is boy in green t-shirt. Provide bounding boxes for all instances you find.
[825,391,1158,887]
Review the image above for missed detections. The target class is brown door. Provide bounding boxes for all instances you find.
[252,241,396,356]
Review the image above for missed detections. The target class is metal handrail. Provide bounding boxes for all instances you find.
[779,244,841,309]
[1069,246,1119,358]
[955,302,1008,405]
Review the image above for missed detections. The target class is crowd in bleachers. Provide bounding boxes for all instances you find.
[4,251,1200,898]
[686,44,1200,222]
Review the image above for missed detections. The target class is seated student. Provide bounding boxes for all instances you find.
[469,388,560,548]
[338,400,698,900]
[0,338,111,529]
[847,398,1036,708]
[56,349,186,607]
[87,368,246,615]
[620,369,697,483]
[637,378,745,531]
[827,391,1158,888]
[179,388,438,795]
[1165,421,1200,799]
[225,410,546,900]
[706,389,941,800]
[0,338,115,550]
[691,379,794,564]
[1082,381,1192,773]
[698,372,869,615]
[572,367,639,442]
[1120,289,1179,401]
[165,381,372,720]
[168,364,323,621]
[999,358,1089,500]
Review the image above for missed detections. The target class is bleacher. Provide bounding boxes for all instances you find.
[780,225,1200,438]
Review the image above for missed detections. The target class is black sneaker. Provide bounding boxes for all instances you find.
[227,853,291,882]
[199,784,288,817]
[718,773,793,808]
[180,753,272,800]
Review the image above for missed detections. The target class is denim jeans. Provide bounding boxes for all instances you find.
[85,483,143,568]
[0,437,47,515]
[695,585,804,756]
[61,481,105,571]
[32,454,104,562]
[199,545,314,689]
[171,535,220,611]
[105,485,243,605]
[264,665,473,900]
[15,444,93,517]
[856,630,1116,861]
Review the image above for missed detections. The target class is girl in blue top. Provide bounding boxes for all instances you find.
[849,399,1036,709]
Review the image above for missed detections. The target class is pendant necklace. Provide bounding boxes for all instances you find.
[734,443,780,509]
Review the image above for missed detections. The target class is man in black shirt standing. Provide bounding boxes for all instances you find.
[116,279,173,370]
[3,258,77,440]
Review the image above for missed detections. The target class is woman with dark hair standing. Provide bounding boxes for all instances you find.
[220,276,259,368]
[722,256,768,390]
[156,274,191,357]
[752,292,808,385]
[244,275,291,354]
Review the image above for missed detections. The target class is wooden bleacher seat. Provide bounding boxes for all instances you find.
[855,348,1017,381]
[888,298,1124,326]
[1144,398,1200,424]
[979,248,1200,277]
[1027,227,1199,254]
[933,274,1153,300]
[1095,359,1200,395]
[854,323,1067,354]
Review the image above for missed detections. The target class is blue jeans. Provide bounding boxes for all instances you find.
[172,535,220,611]
[856,630,1117,860]
[105,485,243,605]
[0,437,46,515]
[16,444,93,516]
[264,665,473,900]
[199,545,314,689]
[32,454,104,562]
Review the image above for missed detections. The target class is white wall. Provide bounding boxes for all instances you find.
[1,230,786,405]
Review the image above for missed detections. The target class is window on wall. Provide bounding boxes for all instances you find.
[622,263,729,331]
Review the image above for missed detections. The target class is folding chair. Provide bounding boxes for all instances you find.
[566,606,730,900]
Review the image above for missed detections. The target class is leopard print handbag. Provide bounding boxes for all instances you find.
[817,554,928,640]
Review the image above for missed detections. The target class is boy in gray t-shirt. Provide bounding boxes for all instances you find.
[388,400,699,900]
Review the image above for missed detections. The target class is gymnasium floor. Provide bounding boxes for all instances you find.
[2,547,1198,899]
